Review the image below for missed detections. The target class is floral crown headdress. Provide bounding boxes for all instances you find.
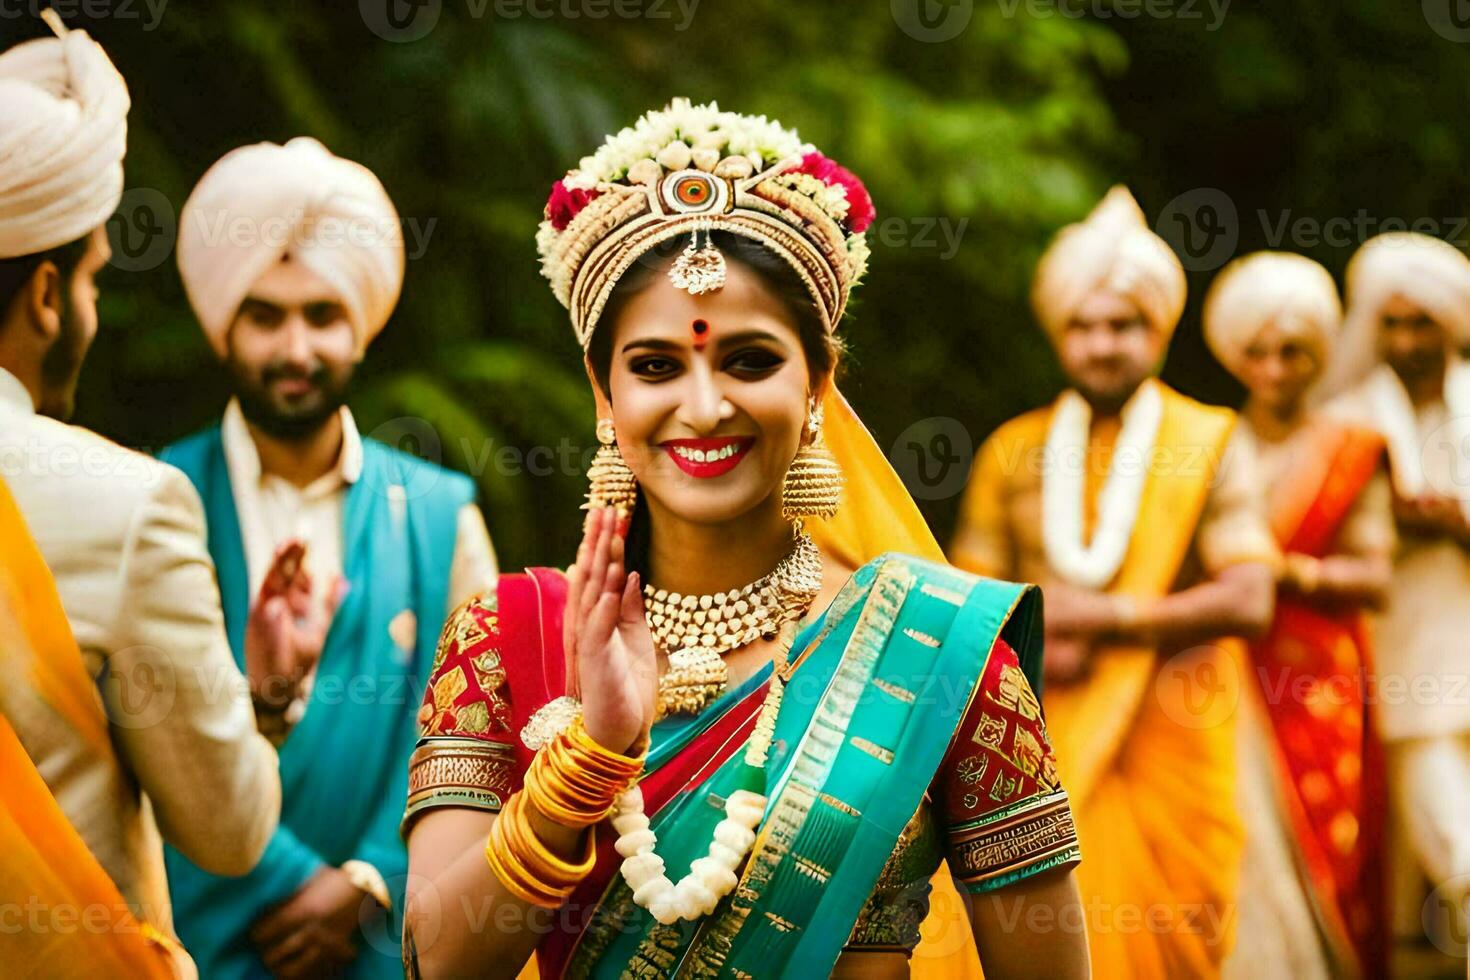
[536,98,875,348]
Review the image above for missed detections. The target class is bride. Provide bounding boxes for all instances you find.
[401,99,1089,979]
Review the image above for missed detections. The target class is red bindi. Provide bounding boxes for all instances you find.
[691,318,711,348]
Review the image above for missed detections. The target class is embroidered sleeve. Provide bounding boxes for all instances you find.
[403,593,520,833]
[936,638,1080,893]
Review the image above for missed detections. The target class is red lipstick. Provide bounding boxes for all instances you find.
[661,436,755,478]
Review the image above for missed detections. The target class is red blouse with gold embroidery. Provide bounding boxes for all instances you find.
[403,589,1079,952]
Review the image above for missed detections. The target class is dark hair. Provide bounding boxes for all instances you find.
[0,235,92,319]
[585,231,842,578]
[586,230,840,396]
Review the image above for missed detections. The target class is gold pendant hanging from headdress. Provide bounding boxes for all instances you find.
[668,219,726,295]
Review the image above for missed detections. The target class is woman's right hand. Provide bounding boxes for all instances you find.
[563,508,658,755]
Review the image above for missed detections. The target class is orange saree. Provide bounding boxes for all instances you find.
[0,478,185,978]
[1251,424,1387,977]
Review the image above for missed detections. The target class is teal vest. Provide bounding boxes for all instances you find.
[162,425,475,980]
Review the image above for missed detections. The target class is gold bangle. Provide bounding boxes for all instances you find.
[483,796,574,908]
[565,716,645,775]
[502,793,596,882]
[523,757,614,827]
[520,717,646,828]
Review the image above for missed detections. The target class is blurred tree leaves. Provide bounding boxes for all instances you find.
[31,0,1121,564]
[12,0,1464,560]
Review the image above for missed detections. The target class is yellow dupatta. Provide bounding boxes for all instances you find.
[0,478,186,979]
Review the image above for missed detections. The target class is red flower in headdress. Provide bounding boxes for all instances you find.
[545,179,601,231]
[792,152,876,233]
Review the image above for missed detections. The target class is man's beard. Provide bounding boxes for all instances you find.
[1074,370,1147,416]
[232,361,352,441]
[38,305,89,421]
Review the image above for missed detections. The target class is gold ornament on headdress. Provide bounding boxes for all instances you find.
[583,418,638,516]
[668,218,727,295]
[536,99,875,350]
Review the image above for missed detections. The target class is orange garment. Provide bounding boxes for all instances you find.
[954,384,1250,978]
[0,478,185,978]
[1252,424,1387,976]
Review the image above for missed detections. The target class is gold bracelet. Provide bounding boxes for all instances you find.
[521,717,645,828]
[483,795,577,908]
[502,793,596,882]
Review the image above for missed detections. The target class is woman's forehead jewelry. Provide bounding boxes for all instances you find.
[536,99,876,349]
[668,218,727,296]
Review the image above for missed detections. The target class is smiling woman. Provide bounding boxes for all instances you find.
[401,99,1088,980]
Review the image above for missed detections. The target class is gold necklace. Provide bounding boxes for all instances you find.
[645,532,822,719]
[643,532,822,656]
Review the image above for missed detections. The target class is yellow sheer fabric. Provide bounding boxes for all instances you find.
[0,479,185,978]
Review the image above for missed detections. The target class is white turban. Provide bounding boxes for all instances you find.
[1031,185,1187,343]
[178,137,405,358]
[1318,232,1470,399]
[1202,251,1341,380]
[0,12,129,259]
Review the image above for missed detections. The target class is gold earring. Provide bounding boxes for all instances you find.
[781,399,843,528]
[584,418,638,515]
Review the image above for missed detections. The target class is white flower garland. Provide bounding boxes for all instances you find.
[611,785,764,924]
[538,98,875,300]
[611,622,791,924]
[573,98,804,186]
[1041,379,1165,589]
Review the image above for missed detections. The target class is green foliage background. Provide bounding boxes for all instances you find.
[9,0,1468,568]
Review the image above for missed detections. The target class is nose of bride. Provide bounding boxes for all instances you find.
[678,362,737,432]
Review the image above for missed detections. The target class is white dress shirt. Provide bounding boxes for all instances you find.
[219,397,496,625]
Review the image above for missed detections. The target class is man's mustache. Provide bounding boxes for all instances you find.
[261,364,329,386]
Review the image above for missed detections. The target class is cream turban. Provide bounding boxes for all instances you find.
[1318,232,1470,399]
[1202,251,1341,379]
[0,12,129,259]
[178,137,405,358]
[1031,185,1187,343]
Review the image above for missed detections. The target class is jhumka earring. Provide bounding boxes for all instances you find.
[584,418,638,515]
[781,398,844,529]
